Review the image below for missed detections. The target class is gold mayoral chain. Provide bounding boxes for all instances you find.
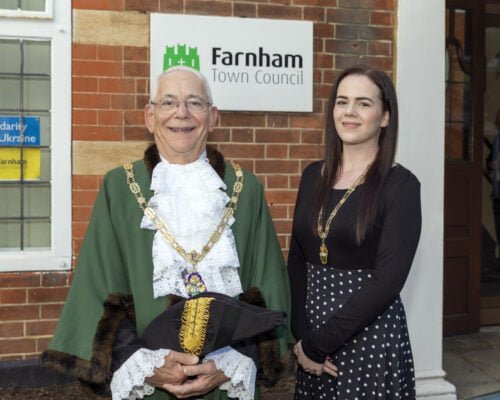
[317,164,371,265]
[124,161,244,297]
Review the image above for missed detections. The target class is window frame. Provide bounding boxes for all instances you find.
[0,0,53,19]
[0,1,71,271]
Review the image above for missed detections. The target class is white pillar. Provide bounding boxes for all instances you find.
[396,1,457,398]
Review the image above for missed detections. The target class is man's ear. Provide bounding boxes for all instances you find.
[144,104,155,134]
[208,106,219,132]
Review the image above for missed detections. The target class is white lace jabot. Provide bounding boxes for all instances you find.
[140,152,243,298]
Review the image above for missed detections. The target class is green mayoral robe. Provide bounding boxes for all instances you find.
[41,147,291,400]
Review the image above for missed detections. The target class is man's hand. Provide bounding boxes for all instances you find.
[146,350,199,387]
[293,340,338,377]
[163,360,230,398]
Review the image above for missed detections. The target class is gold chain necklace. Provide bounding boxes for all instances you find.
[317,165,370,265]
[124,161,244,297]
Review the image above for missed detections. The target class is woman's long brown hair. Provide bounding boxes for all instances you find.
[314,64,399,243]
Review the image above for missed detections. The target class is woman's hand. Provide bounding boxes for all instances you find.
[293,340,338,377]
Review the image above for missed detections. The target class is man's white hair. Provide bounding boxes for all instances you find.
[150,66,213,104]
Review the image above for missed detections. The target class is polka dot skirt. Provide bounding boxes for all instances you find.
[294,263,416,400]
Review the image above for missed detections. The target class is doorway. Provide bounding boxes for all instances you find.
[480,2,500,325]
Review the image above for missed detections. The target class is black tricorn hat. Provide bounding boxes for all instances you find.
[141,291,285,357]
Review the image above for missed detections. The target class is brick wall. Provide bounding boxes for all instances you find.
[0,0,395,360]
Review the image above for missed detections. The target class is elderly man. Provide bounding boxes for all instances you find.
[41,66,290,400]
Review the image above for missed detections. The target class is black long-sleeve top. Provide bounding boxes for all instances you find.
[288,161,422,363]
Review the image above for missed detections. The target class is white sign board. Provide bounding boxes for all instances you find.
[150,14,313,112]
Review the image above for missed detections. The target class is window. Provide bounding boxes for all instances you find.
[0,1,71,270]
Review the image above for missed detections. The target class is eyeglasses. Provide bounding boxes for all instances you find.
[150,97,212,114]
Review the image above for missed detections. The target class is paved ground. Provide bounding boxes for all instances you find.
[444,325,500,399]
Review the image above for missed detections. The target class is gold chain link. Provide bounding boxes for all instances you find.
[124,161,244,268]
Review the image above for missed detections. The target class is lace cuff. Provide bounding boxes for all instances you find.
[205,346,256,400]
[110,348,170,400]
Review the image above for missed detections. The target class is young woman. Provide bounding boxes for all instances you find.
[288,64,421,399]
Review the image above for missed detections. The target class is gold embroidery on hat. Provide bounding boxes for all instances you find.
[179,296,214,356]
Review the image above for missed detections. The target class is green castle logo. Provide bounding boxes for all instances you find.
[163,44,200,71]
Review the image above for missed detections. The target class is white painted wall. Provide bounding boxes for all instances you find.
[397,1,457,398]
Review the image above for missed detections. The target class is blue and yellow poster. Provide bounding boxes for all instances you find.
[0,116,41,180]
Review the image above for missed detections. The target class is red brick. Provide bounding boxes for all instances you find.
[235,159,254,173]
[97,45,122,61]
[314,23,334,38]
[73,0,124,10]
[267,176,289,190]
[72,44,97,60]
[218,144,265,159]
[359,0,394,9]
[293,0,335,4]
[98,110,122,126]
[327,8,369,24]
[0,273,40,288]
[136,95,150,109]
[267,114,289,128]
[73,93,110,109]
[136,78,149,94]
[99,78,135,94]
[159,0,182,12]
[73,190,98,208]
[255,129,300,144]
[41,273,68,287]
[290,115,324,129]
[257,4,302,20]
[185,0,232,16]
[232,129,254,143]
[110,94,136,110]
[314,53,334,69]
[124,62,149,77]
[73,222,90,240]
[0,322,23,338]
[26,320,58,336]
[37,337,52,353]
[73,125,122,141]
[234,2,257,17]
[304,6,325,21]
[72,206,93,223]
[124,0,159,12]
[0,289,26,304]
[290,144,323,159]
[265,190,298,205]
[73,175,100,190]
[220,113,266,128]
[335,54,361,69]
[274,220,292,235]
[73,76,99,92]
[335,24,360,40]
[371,11,393,26]
[0,305,39,321]
[290,175,302,189]
[266,144,288,159]
[278,235,287,250]
[41,303,64,319]
[326,39,367,55]
[28,288,68,304]
[268,204,288,219]
[207,129,230,142]
[368,41,392,55]
[73,60,122,77]
[255,160,299,174]
[358,56,393,71]
[73,109,97,125]
[313,37,324,53]
[124,46,148,61]
[301,129,324,144]
[0,339,36,354]
[124,127,151,141]
[359,26,393,41]
[124,110,145,126]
